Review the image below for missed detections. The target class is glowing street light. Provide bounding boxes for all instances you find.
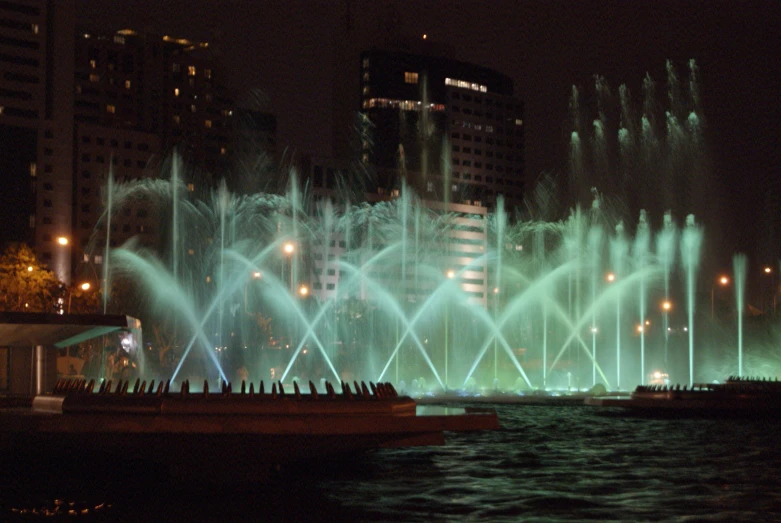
[662,300,672,312]
[252,271,262,279]
[606,272,615,283]
[27,266,33,272]
[765,266,773,274]
[67,282,92,313]
[446,269,455,279]
[636,325,644,334]
[57,236,69,246]
[298,285,309,297]
[712,275,730,319]
[283,242,295,255]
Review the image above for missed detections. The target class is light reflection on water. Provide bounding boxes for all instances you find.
[3,405,781,521]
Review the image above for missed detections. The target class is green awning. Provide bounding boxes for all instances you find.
[0,312,139,348]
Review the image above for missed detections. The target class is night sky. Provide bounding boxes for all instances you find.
[76,0,781,265]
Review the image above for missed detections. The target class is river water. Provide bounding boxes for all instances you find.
[3,404,780,522]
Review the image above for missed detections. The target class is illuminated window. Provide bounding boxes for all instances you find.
[89,59,96,69]
[174,88,180,97]
[445,78,487,93]
[113,35,125,45]
[362,57,369,68]
[515,119,523,126]
[204,120,212,128]
[188,65,196,77]
[31,23,39,34]
[124,80,131,89]
[220,147,227,155]
[106,104,115,114]
[363,72,369,81]
[190,104,196,113]
[404,72,419,84]
[29,163,36,177]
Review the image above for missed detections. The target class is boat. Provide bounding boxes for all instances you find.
[584,376,781,415]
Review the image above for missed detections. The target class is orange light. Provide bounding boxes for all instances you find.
[719,276,729,285]
[765,267,772,274]
[662,301,672,311]
[27,266,33,272]
[298,285,309,297]
[446,270,455,279]
[57,236,69,246]
[283,242,294,255]
[606,273,615,283]
[80,282,91,291]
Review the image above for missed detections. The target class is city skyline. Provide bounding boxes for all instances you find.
[75,0,781,267]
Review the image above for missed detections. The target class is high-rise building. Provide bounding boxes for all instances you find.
[1,13,257,285]
[360,44,525,211]
[0,0,75,282]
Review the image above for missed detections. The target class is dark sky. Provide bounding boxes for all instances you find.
[76,0,781,263]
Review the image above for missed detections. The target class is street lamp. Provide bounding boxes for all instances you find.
[283,242,295,292]
[57,236,68,246]
[606,272,615,283]
[444,269,455,390]
[67,282,91,314]
[711,275,730,320]
[298,284,309,297]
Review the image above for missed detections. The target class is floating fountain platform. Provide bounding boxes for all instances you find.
[585,376,781,415]
[0,378,499,480]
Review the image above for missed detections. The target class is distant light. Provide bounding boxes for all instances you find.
[57,236,68,246]
[645,320,651,326]
[80,282,91,291]
[765,267,772,274]
[299,285,309,296]
[719,276,729,285]
[683,326,688,332]
[284,242,295,254]
[653,371,662,379]
[662,300,672,311]
[590,326,598,334]
[422,34,427,40]
[252,271,262,279]
[446,270,455,279]
[27,266,33,272]
[606,273,615,283]
[637,325,644,333]
[493,287,499,294]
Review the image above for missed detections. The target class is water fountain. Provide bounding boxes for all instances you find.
[76,60,768,395]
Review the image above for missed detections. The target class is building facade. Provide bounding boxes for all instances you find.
[360,45,525,211]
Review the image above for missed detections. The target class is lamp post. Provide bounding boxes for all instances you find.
[67,282,91,314]
[444,269,455,390]
[661,300,672,366]
[763,266,774,315]
[244,271,262,313]
[711,275,729,320]
[283,242,295,293]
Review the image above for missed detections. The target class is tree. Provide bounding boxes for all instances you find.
[0,243,62,312]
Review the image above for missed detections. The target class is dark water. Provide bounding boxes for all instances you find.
[3,404,781,522]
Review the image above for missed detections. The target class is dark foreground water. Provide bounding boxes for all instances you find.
[3,404,781,522]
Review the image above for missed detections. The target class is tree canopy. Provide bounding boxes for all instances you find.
[0,243,62,312]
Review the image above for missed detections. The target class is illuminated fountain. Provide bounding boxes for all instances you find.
[79,59,766,394]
